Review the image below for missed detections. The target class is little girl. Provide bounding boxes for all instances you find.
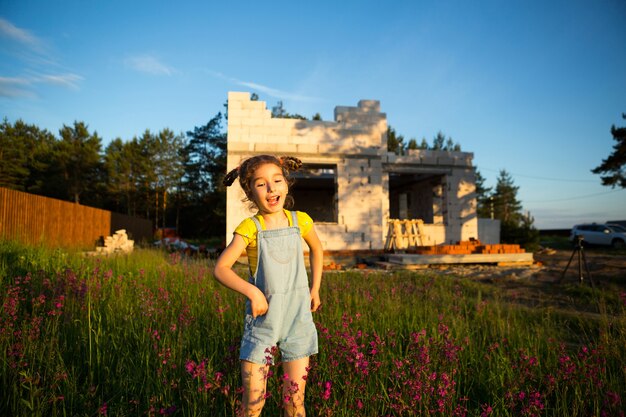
[214,154,323,417]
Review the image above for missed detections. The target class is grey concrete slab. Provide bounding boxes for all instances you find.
[387,253,534,265]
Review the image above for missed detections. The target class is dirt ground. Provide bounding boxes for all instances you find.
[533,248,626,284]
[387,247,626,312]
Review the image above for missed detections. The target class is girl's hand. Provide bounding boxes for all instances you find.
[249,287,269,317]
[310,288,321,312]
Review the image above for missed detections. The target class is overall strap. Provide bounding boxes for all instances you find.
[291,211,299,227]
[250,216,263,231]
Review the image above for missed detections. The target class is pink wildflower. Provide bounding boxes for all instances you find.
[480,404,493,417]
[321,381,332,401]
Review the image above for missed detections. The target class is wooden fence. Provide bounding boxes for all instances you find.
[0,187,153,248]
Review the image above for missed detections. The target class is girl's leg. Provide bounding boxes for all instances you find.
[241,360,270,417]
[281,356,310,417]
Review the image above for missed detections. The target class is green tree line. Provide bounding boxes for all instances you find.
[475,169,539,249]
[2,104,547,248]
[387,127,461,155]
[0,113,227,240]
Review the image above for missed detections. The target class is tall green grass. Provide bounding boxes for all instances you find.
[1,240,624,416]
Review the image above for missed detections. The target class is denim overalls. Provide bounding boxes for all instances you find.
[239,211,318,364]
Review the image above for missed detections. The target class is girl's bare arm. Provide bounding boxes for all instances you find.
[213,234,268,317]
[303,226,323,312]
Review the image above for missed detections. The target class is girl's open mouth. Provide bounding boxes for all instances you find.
[267,195,280,206]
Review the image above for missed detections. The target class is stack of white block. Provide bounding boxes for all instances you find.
[225,91,480,250]
[96,229,134,254]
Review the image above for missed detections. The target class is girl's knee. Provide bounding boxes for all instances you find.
[241,397,266,417]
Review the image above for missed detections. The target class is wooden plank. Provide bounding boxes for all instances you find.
[375,261,430,270]
[496,261,535,267]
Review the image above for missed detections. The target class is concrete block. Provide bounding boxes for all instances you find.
[227,125,250,139]
[270,118,298,130]
[369,175,382,185]
[291,135,311,145]
[228,91,250,101]
[420,155,438,165]
[243,100,268,111]
[252,143,280,153]
[318,143,341,154]
[253,125,275,136]
[227,108,245,120]
[228,142,254,152]
[437,154,456,165]
[334,106,352,122]
[228,100,243,110]
[266,123,294,137]
[296,143,319,154]
[454,154,473,166]
[356,147,381,155]
[385,153,398,163]
[241,117,266,127]
[358,100,381,112]
[265,135,291,145]
[247,133,266,144]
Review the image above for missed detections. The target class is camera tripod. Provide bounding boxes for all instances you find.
[559,235,594,288]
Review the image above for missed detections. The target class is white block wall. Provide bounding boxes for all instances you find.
[226,92,478,250]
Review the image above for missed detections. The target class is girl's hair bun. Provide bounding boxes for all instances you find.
[281,156,302,172]
[223,167,239,186]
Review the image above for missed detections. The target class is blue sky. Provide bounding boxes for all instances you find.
[1,0,625,229]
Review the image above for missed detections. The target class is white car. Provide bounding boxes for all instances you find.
[569,224,626,249]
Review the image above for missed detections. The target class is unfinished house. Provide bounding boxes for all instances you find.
[226,91,495,252]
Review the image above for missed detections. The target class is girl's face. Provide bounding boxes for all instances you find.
[249,163,288,215]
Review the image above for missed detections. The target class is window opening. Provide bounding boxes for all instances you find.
[291,164,338,223]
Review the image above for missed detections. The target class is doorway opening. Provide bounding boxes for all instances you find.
[388,172,446,224]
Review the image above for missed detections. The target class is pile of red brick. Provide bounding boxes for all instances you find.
[323,261,344,271]
[407,240,525,255]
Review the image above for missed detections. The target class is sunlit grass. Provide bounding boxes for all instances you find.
[1,240,624,416]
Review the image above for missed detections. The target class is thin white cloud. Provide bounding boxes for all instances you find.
[125,54,174,76]
[0,73,83,98]
[37,73,83,90]
[0,76,33,98]
[0,17,83,98]
[208,70,320,102]
[0,17,45,51]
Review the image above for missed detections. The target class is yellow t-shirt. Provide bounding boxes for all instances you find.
[234,210,314,275]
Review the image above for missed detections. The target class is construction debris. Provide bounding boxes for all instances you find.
[323,261,344,271]
[96,229,134,254]
[385,239,533,266]
[384,219,427,251]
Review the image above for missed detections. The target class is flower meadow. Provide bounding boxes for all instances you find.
[1,241,625,416]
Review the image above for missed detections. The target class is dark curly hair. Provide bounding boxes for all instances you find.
[223,155,303,209]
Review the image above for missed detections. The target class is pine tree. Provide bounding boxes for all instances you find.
[180,113,227,237]
[490,169,539,249]
[474,169,493,218]
[0,118,55,193]
[432,131,446,150]
[387,126,405,155]
[55,121,103,204]
[492,169,522,225]
[592,113,626,188]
